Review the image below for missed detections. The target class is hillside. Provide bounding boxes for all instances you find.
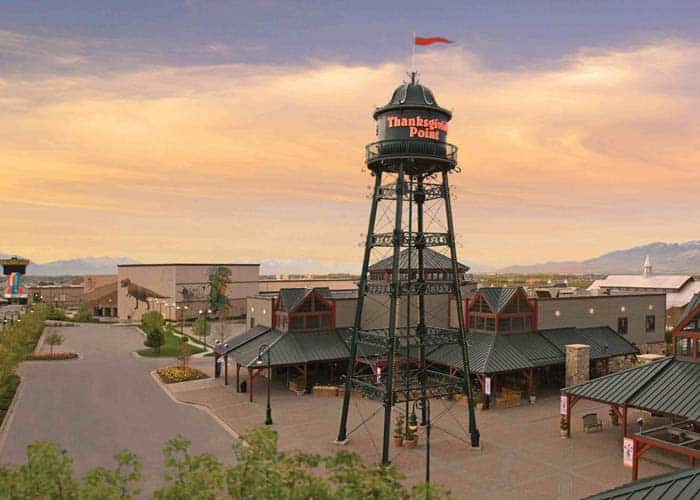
[499,241,700,274]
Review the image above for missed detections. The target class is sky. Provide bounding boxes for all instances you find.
[2,1,700,269]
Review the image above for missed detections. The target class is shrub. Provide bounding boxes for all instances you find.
[156,366,208,384]
[141,311,166,353]
[72,306,93,323]
[29,352,78,361]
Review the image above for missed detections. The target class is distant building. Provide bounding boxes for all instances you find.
[117,263,259,322]
[587,256,700,326]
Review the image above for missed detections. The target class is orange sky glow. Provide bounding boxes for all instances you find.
[2,40,700,269]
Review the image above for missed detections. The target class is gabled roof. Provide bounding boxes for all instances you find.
[216,327,351,368]
[368,248,468,272]
[276,287,332,312]
[563,357,700,421]
[585,466,700,499]
[676,292,700,329]
[427,326,638,374]
[476,287,523,314]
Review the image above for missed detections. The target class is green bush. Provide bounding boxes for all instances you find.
[73,306,94,323]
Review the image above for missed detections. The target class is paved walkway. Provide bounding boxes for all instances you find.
[0,324,236,497]
[169,369,687,499]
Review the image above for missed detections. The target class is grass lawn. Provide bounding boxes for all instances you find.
[137,331,205,357]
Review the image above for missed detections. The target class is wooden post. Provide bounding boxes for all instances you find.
[304,363,308,392]
[236,363,241,392]
[527,368,534,398]
[622,405,628,438]
[214,354,219,378]
[224,354,228,386]
[249,368,254,402]
[632,439,639,480]
[566,394,572,438]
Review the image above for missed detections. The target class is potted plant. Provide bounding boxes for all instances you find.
[560,416,569,438]
[403,425,418,449]
[393,415,404,447]
[609,407,620,426]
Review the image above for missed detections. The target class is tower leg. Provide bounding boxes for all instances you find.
[441,170,480,448]
[336,171,383,443]
[381,167,405,464]
[416,176,428,426]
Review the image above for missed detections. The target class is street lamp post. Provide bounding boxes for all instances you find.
[256,344,273,425]
[409,398,431,488]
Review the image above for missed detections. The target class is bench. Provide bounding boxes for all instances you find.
[583,413,603,433]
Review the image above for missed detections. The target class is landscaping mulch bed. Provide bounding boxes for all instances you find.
[157,365,209,384]
[28,352,79,361]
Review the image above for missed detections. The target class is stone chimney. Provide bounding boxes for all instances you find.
[566,344,590,386]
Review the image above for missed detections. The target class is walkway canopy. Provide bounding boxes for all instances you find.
[213,326,355,401]
[428,326,638,375]
[586,466,700,500]
[562,357,700,421]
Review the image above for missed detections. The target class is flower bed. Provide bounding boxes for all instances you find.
[157,366,208,384]
[29,352,79,361]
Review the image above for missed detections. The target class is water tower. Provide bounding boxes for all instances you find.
[337,73,480,464]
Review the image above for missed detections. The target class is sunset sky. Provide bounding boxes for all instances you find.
[2,1,700,270]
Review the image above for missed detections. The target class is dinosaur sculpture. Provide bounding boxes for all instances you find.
[120,278,168,310]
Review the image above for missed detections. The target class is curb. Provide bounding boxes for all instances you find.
[0,373,24,456]
[149,370,241,441]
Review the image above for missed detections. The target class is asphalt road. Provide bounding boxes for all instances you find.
[0,323,236,496]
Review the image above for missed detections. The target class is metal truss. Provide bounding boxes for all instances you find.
[370,231,449,248]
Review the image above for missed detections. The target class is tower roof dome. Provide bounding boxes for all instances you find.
[374,72,451,119]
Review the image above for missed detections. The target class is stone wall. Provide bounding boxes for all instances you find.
[565,344,590,386]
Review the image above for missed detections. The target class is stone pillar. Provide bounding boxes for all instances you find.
[566,344,590,386]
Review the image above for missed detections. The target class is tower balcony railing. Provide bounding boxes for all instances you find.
[366,140,458,166]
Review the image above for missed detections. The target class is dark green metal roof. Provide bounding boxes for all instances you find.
[585,466,700,500]
[540,326,638,360]
[563,357,700,421]
[427,326,638,375]
[221,328,351,368]
[368,248,468,272]
[677,292,700,326]
[214,325,270,355]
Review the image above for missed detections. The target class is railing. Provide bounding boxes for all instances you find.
[366,140,458,164]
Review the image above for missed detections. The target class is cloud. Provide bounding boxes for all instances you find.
[2,39,700,266]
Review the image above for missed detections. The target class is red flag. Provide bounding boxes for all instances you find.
[414,36,453,46]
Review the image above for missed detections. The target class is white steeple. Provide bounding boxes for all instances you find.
[643,255,652,277]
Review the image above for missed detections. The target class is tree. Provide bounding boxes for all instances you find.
[208,267,231,313]
[0,441,78,498]
[79,450,142,499]
[325,450,405,499]
[45,333,64,355]
[176,342,193,368]
[141,311,166,353]
[152,436,225,500]
[192,317,208,344]
[217,304,231,342]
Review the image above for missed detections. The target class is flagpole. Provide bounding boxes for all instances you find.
[411,31,416,73]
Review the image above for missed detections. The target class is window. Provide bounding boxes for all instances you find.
[675,337,693,357]
[250,317,255,328]
[617,317,628,335]
[645,315,655,333]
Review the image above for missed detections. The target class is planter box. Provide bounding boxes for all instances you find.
[312,386,338,397]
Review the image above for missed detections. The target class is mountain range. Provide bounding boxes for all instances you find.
[498,241,700,274]
[0,253,139,275]
[4,240,700,276]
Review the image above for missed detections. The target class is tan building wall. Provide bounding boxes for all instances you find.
[537,293,666,349]
[258,279,356,293]
[246,296,274,329]
[118,264,259,322]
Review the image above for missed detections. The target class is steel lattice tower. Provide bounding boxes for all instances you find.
[337,73,480,464]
